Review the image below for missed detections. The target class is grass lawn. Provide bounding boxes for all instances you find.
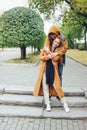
[8,53,39,64]
[8,49,87,65]
[66,49,87,65]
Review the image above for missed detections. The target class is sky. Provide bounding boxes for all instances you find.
[0,0,55,34]
[0,0,28,12]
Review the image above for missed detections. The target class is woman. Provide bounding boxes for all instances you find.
[33,36,70,112]
[44,25,68,87]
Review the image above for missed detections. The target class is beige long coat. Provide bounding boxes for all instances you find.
[33,48,65,98]
[33,25,68,98]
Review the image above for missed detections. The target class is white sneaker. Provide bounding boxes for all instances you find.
[63,103,70,113]
[46,104,51,112]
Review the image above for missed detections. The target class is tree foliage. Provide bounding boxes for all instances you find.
[60,10,84,48]
[28,0,87,26]
[0,17,4,48]
[28,0,87,17]
[28,0,87,49]
[1,7,44,58]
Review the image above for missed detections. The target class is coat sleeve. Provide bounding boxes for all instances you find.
[39,50,50,61]
[51,52,60,62]
[57,40,68,56]
[51,48,60,62]
[52,55,60,62]
[51,43,67,62]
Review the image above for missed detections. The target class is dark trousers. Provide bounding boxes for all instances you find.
[58,64,63,86]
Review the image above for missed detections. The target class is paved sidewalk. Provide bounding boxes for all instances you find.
[0,56,87,92]
[0,117,87,130]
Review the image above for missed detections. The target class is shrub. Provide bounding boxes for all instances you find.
[74,43,79,49]
[78,44,85,50]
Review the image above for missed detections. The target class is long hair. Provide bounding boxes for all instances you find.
[55,35,63,48]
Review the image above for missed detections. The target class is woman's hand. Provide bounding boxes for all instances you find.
[43,46,49,52]
[50,52,58,58]
[47,54,51,59]
[47,52,59,59]
[52,61,58,67]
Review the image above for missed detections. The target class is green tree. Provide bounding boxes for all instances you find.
[28,0,87,17]
[1,7,44,59]
[60,10,84,48]
[28,0,87,49]
[0,16,5,50]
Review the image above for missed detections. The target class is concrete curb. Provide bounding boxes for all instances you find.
[67,56,87,67]
[0,105,87,119]
[0,94,87,108]
[0,83,84,96]
[0,84,6,94]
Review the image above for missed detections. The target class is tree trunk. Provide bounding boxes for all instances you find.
[84,30,87,50]
[31,46,33,54]
[2,45,4,51]
[37,48,40,53]
[20,46,26,59]
[34,46,36,54]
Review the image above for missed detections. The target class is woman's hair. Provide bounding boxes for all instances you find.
[55,35,63,47]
